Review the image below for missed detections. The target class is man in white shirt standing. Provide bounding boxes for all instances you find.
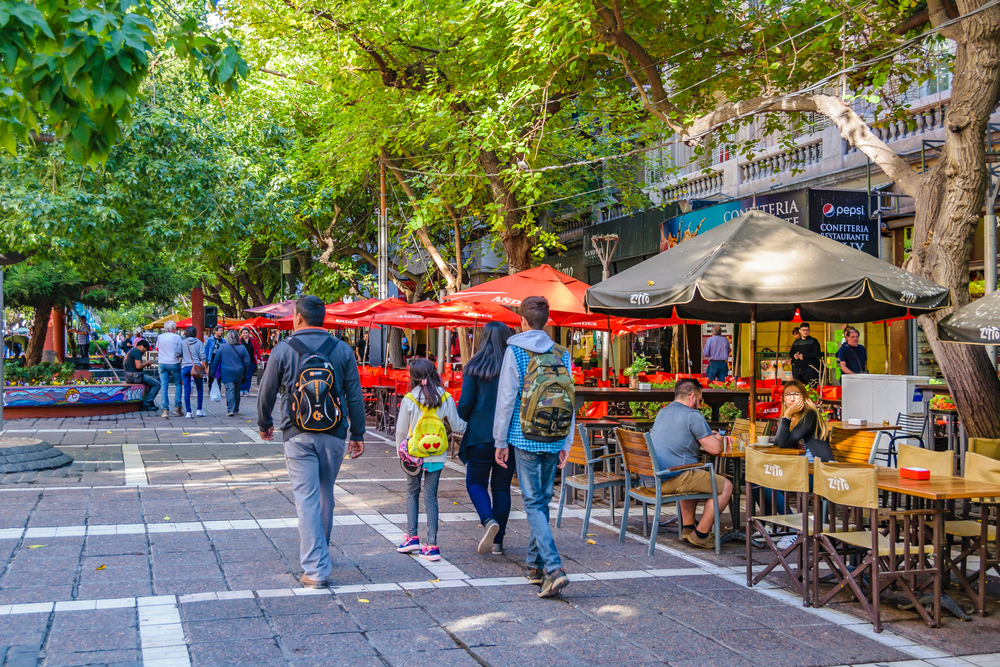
[156,320,184,417]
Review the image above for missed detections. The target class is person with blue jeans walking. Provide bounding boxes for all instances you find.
[458,321,514,555]
[494,296,574,598]
[210,330,255,416]
[156,320,184,417]
[702,325,730,382]
[256,295,366,589]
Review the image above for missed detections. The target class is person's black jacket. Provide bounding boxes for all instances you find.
[256,328,365,442]
[776,412,833,461]
[456,371,500,463]
[789,336,822,375]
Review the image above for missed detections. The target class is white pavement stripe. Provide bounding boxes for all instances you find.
[240,428,264,443]
[0,477,465,493]
[138,596,190,667]
[333,484,469,581]
[121,444,148,486]
[0,566,717,615]
[3,428,246,433]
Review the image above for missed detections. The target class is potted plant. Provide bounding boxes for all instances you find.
[624,355,652,389]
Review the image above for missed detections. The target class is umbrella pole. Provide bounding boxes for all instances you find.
[883,321,889,374]
[749,305,757,441]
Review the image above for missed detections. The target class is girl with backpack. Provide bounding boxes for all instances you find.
[395,358,466,562]
[457,321,514,555]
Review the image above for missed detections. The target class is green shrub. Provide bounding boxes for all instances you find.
[5,362,77,386]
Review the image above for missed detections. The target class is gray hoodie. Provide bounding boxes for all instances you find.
[492,329,575,452]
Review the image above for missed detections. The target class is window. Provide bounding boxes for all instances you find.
[645,141,674,184]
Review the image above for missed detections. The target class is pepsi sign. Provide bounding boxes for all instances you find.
[808,189,878,257]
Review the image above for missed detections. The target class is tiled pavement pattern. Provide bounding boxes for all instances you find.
[2,395,1000,666]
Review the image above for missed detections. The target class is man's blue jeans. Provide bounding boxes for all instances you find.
[513,447,563,573]
[706,360,728,382]
[159,363,182,410]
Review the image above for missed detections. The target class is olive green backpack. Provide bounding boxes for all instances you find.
[519,344,575,442]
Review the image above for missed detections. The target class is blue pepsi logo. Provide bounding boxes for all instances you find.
[822,203,835,217]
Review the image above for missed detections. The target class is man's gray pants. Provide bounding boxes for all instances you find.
[283,432,346,581]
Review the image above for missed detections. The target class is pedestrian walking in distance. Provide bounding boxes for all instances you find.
[156,320,184,418]
[210,330,255,417]
[493,296,575,598]
[457,321,515,555]
[257,295,366,589]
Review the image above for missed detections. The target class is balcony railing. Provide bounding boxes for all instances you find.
[662,170,724,201]
[845,103,949,154]
[740,140,823,183]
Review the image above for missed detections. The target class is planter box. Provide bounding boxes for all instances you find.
[2,383,144,419]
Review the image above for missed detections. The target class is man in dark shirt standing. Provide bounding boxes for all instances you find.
[837,327,867,375]
[124,340,160,411]
[789,322,822,386]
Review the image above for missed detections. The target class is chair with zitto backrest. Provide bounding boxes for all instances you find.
[556,425,625,537]
[615,428,721,555]
[812,461,940,633]
[745,447,811,603]
[897,443,953,477]
[968,438,1000,461]
[879,413,928,467]
[942,450,1000,616]
[829,428,880,465]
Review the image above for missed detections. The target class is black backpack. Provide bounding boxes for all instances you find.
[285,337,343,432]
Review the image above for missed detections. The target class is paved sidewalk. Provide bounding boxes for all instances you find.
[1,394,1000,667]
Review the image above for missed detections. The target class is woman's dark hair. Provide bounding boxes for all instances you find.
[464,321,512,381]
[408,358,443,409]
[185,326,197,338]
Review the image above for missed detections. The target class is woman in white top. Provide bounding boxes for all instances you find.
[180,326,208,418]
[395,358,466,562]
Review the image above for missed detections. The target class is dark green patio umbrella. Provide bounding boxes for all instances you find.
[938,290,1000,344]
[585,210,950,322]
[584,210,951,430]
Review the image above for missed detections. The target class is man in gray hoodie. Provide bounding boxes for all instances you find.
[494,295,574,598]
[257,295,366,589]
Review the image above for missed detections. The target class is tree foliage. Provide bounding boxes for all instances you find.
[0,0,248,164]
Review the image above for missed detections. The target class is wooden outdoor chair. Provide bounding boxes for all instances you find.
[616,428,721,555]
[729,418,771,439]
[811,461,941,633]
[556,426,625,537]
[897,443,953,477]
[829,428,880,465]
[942,450,1000,616]
[745,447,812,603]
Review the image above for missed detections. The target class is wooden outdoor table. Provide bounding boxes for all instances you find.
[828,422,903,433]
[573,387,749,422]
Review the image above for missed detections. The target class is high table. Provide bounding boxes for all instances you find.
[573,387,750,422]
[875,467,1000,624]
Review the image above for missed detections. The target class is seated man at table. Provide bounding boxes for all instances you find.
[648,378,733,549]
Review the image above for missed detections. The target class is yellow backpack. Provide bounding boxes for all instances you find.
[404,393,449,458]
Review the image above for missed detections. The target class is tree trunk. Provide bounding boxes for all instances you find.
[908,2,1000,438]
[25,300,53,368]
[477,149,533,273]
[457,326,472,364]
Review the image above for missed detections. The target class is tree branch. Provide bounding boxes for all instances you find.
[683,93,923,197]
[927,0,962,39]
[0,251,35,266]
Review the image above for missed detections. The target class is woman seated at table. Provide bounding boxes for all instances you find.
[776,380,833,462]
[754,380,833,516]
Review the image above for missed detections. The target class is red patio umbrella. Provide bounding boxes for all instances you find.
[410,301,522,327]
[327,298,408,319]
[444,265,589,316]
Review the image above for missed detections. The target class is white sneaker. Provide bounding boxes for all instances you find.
[195,410,205,417]
[775,535,797,550]
[185,412,193,419]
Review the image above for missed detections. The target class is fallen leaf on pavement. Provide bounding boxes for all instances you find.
[357,599,369,603]
[586,540,596,545]
[428,578,440,583]
[164,516,170,521]
[586,534,595,537]
[27,545,46,549]
[96,565,106,570]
